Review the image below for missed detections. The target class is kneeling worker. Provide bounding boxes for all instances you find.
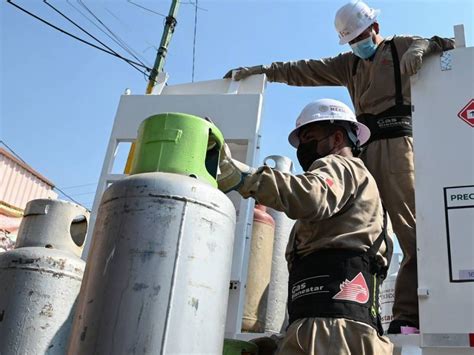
[218,98,393,354]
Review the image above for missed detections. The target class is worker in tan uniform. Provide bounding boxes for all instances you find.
[223,0,455,333]
[218,98,393,354]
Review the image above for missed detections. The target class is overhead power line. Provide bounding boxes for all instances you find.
[192,0,198,82]
[0,140,87,209]
[6,0,151,74]
[76,0,149,68]
[62,182,98,189]
[126,0,167,17]
[43,0,146,74]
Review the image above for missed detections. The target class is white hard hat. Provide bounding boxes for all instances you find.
[334,0,380,45]
[288,98,370,148]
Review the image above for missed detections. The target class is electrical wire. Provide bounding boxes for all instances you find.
[126,0,167,17]
[0,140,28,165]
[61,182,98,189]
[0,140,87,209]
[68,191,96,197]
[43,0,145,74]
[192,0,198,82]
[65,0,149,69]
[76,0,149,68]
[180,0,207,12]
[6,0,150,74]
[54,187,88,209]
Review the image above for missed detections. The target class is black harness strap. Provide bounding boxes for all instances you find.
[352,37,403,107]
[389,39,404,106]
[353,37,413,143]
[352,56,360,77]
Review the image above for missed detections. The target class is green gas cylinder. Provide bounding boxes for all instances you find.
[223,339,258,355]
[130,112,224,187]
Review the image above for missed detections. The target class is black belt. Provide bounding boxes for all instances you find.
[288,212,391,335]
[358,105,412,144]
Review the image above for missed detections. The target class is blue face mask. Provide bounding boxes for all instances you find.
[350,36,378,59]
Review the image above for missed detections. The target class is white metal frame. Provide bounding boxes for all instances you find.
[83,74,267,338]
[410,25,474,354]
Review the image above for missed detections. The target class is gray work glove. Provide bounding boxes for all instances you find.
[223,65,265,81]
[217,143,255,193]
[400,39,430,76]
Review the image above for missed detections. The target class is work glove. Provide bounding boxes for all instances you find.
[249,335,280,355]
[223,65,265,81]
[400,39,430,76]
[217,143,255,193]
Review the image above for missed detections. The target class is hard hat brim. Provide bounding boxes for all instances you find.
[338,9,380,45]
[288,119,371,148]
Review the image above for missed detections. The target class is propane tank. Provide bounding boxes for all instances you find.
[67,113,236,354]
[242,204,275,332]
[263,155,295,334]
[380,252,402,332]
[0,199,89,354]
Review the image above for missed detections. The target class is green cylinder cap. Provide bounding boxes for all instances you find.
[130,112,224,187]
[223,339,258,355]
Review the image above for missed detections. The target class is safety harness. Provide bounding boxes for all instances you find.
[352,37,413,144]
[287,212,391,335]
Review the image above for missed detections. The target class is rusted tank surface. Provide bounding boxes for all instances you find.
[0,199,88,354]
[263,155,295,334]
[67,172,236,355]
[242,204,275,332]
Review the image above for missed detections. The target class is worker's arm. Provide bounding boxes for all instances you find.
[223,52,353,87]
[400,35,455,76]
[238,157,357,221]
[264,54,352,86]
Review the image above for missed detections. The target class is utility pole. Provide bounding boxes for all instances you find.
[125,0,180,172]
[145,0,180,94]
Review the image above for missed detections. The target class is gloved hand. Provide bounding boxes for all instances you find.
[400,39,430,76]
[217,143,255,193]
[249,336,279,355]
[223,65,265,81]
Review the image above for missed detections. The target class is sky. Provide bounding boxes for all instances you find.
[1,0,473,213]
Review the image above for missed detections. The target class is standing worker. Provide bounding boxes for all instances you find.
[223,0,454,333]
[218,98,393,354]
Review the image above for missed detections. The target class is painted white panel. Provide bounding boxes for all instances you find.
[411,45,474,340]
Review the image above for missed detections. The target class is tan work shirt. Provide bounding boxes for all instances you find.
[239,154,391,270]
[262,35,454,115]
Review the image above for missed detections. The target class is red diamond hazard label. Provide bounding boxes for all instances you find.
[458,99,474,127]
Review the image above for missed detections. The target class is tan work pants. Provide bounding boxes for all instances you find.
[361,136,418,327]
[276,318,393,355]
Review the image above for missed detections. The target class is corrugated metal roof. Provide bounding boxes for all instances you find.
[0,148,55,187]
[0,150,58,212]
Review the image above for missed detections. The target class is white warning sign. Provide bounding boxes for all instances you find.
[444,185,474,282]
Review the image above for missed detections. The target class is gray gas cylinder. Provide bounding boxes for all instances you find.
[0,199,89,354]
[67,172,236,355]
[263,155,296,334]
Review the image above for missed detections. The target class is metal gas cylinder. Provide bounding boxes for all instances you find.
[242,204,275,332]
[380,252,402,332]
[0,199,89,354]
[67,113,236,355]
[263,155,295,334]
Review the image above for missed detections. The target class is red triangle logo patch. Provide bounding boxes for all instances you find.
[332,272,370,304]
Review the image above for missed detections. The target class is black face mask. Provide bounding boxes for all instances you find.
[296,135,332,171]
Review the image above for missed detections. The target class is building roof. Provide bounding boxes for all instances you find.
[0,148,55,187]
